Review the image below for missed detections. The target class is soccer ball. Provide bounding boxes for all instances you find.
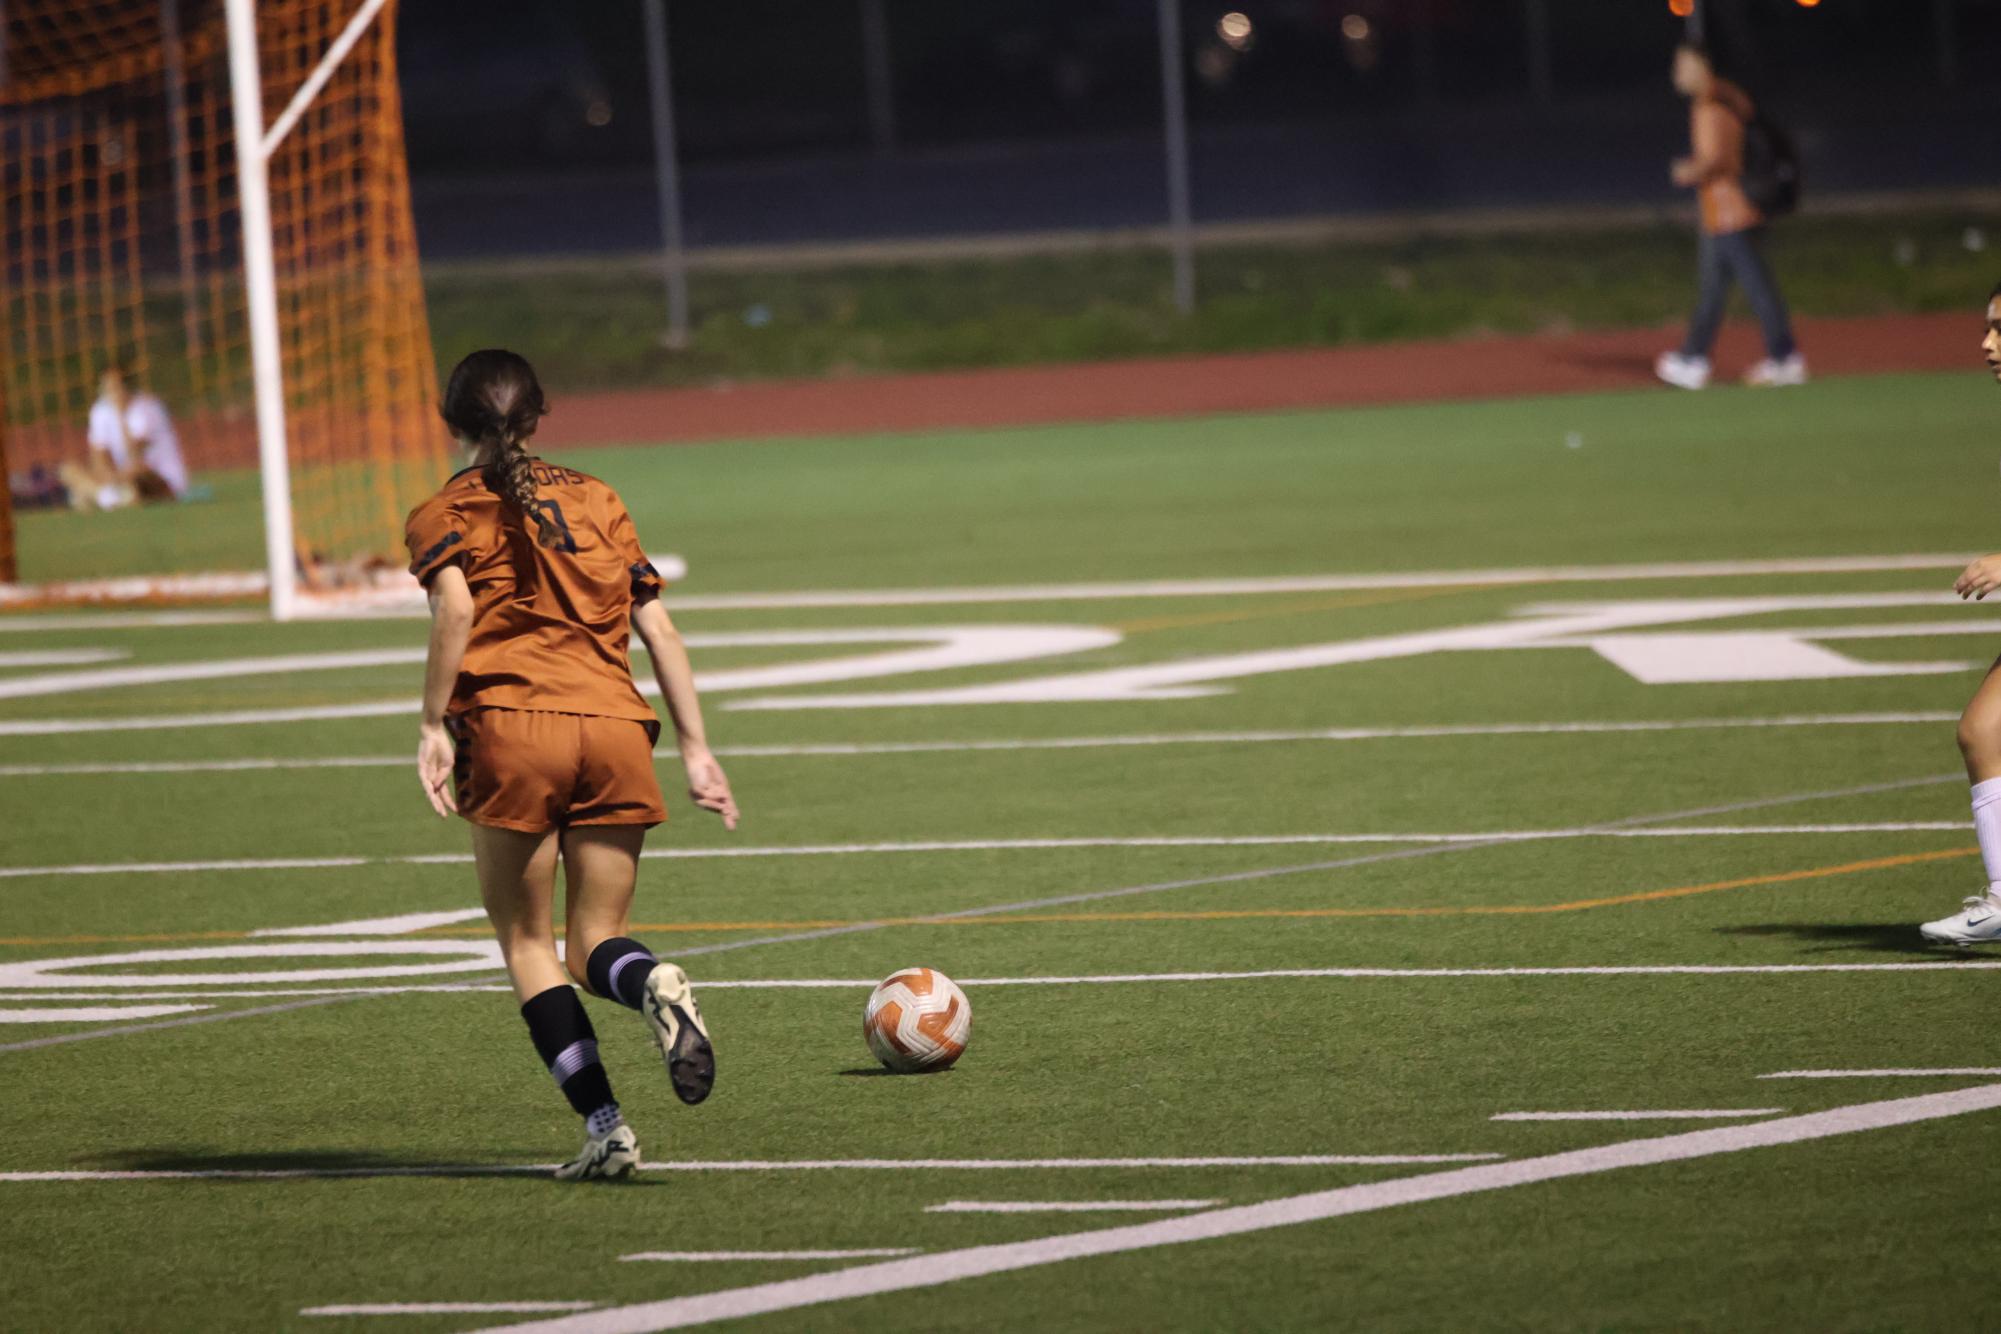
[863,967,971,1073]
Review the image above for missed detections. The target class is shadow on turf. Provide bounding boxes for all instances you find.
[91,1148,666,1184]
[1714,922,1951,956]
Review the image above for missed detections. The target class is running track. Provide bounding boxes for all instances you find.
[541,312,1976,449]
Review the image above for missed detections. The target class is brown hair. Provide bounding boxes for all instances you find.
[439,348,559,548]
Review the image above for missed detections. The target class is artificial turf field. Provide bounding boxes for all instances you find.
[7,369,2001,1330]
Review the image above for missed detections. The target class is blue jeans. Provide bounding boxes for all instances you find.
[1679,227,1798,361]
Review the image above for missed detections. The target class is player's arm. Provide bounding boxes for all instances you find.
[1956,556,2001,601]
[417,564,473,817]
[632,596,740,830]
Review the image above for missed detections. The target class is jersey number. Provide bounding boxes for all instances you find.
[533,500,580,554]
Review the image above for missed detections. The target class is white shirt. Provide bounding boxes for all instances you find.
[87,393,189,496]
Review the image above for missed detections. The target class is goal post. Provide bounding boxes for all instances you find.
[0,0,446,615]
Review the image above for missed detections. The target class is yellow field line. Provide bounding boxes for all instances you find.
[0,847,1972,947]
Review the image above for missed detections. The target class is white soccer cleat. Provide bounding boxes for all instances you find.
[643,963,715,1105]
[1920,895,2001,947]
[1654,351,1711,390]
[554,1123,639,1181]
[1743,353,1808,387]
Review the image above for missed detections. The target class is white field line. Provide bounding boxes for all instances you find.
[0,611,263,631]
[0,555,1969,627]
[1760,1068,2001,1079]
[0,649,125,667]
[0,995,368,1053]
[620,1251,917,1262]
[7,962,2001,1004]
[0,822,1972,882]
[252,909,491,938]
[0,712,1961,776]
[466,1081,2001,1334]
[0,1155,1501,1182]
[0,1005,208,1023]
[303,1304,598,1317]
[1490,1109,1783,1122]
[650,555,1979,611]
[925,1200,1219,1214]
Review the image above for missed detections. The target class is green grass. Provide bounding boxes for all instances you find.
[426,211,2001,390]
[19,366,2001,586]
[4,371,2001,1329]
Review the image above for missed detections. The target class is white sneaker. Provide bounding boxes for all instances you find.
[555,1123,639,1181]
[1655,351,1711,390]
[643,963,716,1106]
[1743,353,1808,387]
[1920,895,2001,947]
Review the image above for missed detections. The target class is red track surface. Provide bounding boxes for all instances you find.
[542,312,1978,450]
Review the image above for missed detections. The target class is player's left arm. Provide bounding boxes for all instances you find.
[417,565,473,817]
[633,596,739,831]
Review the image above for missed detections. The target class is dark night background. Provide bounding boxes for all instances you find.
[396,1,2001,258]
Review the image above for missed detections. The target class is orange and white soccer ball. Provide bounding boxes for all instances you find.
[863,967,971,1073]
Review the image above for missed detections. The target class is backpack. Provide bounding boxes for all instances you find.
[1740,111,1801,218]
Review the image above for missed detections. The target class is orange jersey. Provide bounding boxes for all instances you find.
[405,460,663,725]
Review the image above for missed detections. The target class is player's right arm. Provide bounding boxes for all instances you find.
[1956,555,2001,601]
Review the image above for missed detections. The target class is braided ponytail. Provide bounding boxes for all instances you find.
[439,349,558,548]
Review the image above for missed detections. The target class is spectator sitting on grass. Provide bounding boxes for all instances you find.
[61,366,189,510]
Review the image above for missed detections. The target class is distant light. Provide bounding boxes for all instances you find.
[585,99,612,128]
[1668,0,1694,15]
[1796,0,1821,6]
[1217,11,1253,50]
[1341,14,1371,41]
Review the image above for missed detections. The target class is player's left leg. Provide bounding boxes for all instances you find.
[563,825,716,1107]
[1924,657,2001,945]
[471,822,636,1179]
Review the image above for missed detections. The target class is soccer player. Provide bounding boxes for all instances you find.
[407,349,740,1178]
[1923,285,2001,946]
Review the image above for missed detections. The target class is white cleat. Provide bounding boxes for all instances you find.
[1743,353,1808,387]
[555,1124,639,1181]
[1920,895,2001,948]
[644,963,716,1106]
[1655,351,1712,390]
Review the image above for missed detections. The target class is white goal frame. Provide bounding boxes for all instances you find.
[223,0,391,621]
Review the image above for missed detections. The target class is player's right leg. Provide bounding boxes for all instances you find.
[1924,657,2001,946]
[471,820,637,1179]
[563,825,717,1107]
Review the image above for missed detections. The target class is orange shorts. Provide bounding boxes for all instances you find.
[448,708,666,833]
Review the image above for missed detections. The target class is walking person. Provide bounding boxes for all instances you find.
[408,348,740,1179]
[1655,43,1806,391]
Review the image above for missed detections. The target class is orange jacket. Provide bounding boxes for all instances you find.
[1690,79,1761,236]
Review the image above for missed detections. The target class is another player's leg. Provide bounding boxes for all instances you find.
[471,823,637,1178]
[564,825,717,1106]
[1924,658,2001,945]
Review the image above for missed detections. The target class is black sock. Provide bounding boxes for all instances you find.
[586,937,658,1011]
[519,985,617,1121]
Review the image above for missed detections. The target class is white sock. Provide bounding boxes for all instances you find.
[1971,778,2001,896]
[586,1103,623,1138]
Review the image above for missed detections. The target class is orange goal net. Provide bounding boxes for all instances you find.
[0,0,446,609]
